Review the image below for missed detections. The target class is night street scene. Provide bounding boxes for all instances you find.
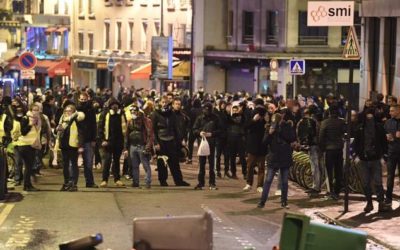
[1,0,400,249]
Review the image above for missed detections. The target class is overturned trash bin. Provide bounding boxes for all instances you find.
[133,212,213,250]
[280,212,367,250]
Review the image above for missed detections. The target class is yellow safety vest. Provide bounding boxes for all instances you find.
[68,120,79,148]
[124,104,133,122]
[11,120,21,141]
[56,115,80,148]
[104,111,127,141]
[0,114,7,138]
[16,123,41,146]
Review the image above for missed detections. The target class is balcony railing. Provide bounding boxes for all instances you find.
[266,35,278,45]
[298,36,328,46]
[242,35,254,45]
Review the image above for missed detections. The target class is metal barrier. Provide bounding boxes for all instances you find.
[290,151,364,194]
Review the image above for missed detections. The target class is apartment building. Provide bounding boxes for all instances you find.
[194,0,361,107]
[71,0,192,94]
[4,0,71,88]
[360,0,400,107]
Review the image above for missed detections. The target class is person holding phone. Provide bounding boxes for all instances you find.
[384,104,400,209]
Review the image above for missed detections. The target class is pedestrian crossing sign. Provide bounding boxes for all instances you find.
[343,26,360,60]
[289,59,305,75]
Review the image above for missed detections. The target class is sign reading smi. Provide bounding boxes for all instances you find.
[307,1,354,26]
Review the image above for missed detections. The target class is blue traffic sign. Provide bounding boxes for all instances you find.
[289,59,305,75]
[107,57,116,72]
[19,52,37,70]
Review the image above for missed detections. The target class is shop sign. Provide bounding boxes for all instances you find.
[308,1,354,26]
[21,69,35,79]
[77,61,96,69]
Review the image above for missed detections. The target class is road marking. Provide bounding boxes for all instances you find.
[0,204,15,227]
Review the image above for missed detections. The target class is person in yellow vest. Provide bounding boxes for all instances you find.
[11,106,24,186]
[56,104,85,192]
[15,103,42,191]
[98,98,127,187]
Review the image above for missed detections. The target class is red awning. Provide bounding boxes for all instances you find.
[130,63,151,80]
[48,59,70,77]
[6,57,70,77]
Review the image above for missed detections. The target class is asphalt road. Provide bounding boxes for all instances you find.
[0,162,300,250]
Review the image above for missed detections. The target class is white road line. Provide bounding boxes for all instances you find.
[0,204,15,227]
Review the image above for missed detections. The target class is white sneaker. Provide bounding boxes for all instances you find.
[243,184,251,192]
[100,181,107,188]
[115,180,125,187]
[257,187,263,193]
[275,189,281,196]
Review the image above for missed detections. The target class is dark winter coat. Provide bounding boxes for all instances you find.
[263,121,296,169]
[353,120,387,161]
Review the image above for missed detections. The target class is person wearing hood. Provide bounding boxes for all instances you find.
[77,92,98,188]
[226,103,246,179]
[257,113,296,208]
[243,98,268,193]
[15,103,43,191]
[353,108,390,213]
[193,102,221,190]
[98,98,127,188]
[214,99,229,178]
[56,104,85,191]
[187,98,203,164]
[151,95,190,187]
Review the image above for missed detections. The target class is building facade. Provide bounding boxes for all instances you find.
[360,0,400,107]
[71,0,192,95]
[3,0,71,89]
[194,0,361,108]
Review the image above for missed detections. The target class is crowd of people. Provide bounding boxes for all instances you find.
[0,85,399,212]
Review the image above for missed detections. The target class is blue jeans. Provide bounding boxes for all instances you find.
[130,145,151,185]
[260,167,289,204]
[360,160,384,202]
[82,142,95,185]
[309,145,323,191]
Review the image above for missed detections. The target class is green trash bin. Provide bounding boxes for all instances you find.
[280,212,367,250]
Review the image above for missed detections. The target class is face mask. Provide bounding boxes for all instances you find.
[132,114,138,120]
[17,113,23,118]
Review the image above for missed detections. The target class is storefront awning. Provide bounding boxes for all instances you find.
[6,57,71,77]
[130,63,151,80]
